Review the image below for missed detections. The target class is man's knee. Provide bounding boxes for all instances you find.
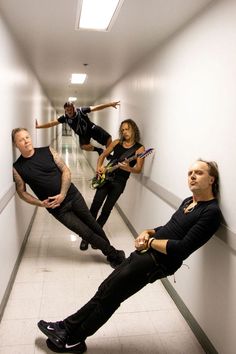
[106,136,112,147]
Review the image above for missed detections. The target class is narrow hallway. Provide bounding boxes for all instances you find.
[0,136,204,353]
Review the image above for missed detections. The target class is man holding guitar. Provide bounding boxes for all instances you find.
[80,119,145,251]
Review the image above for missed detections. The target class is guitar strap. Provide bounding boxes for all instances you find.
[116,144,138,162]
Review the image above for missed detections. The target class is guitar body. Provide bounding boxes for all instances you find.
[91,148,154,189]
[91,173,114,189]
[91,162,115,189]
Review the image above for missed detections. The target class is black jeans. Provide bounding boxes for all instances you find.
[50,190,116,257]
[90,180,126,227]
[63,250,169,342]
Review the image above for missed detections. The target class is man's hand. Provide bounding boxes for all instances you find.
[97,166,106,176]
[111,101,120,109]
[118,159,130,172]
[135,231,150,251]
[42,194,65,209]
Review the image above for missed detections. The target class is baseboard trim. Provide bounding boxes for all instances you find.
[0,207,37,321]
[162,278,218,354]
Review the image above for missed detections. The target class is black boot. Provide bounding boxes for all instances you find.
[80,239,89,251]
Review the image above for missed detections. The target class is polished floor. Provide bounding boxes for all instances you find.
[0,136,205,353]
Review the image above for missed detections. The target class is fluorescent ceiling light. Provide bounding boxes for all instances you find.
[76,0,124,31]
[71,73,87,84]
[68,97,77,102]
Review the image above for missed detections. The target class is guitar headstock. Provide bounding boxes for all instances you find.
[137,148,154,159]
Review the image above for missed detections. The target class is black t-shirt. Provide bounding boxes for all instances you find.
[57,107,93,136]
[13,147,77,205]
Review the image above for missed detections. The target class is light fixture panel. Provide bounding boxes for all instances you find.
[68,97,77,102]
[71,73,87,84]
[75,0,124,32]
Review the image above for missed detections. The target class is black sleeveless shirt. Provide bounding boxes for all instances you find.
[110,141,143,183]
[13,147,77,204]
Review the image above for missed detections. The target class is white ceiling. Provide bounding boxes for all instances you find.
[0,0,213,114]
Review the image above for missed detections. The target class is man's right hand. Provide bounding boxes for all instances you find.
[135,231,150,251]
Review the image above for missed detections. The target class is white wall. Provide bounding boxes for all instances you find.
[0,14,56,311]
[88,1,236,352]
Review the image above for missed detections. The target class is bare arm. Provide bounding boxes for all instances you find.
[49,147,71,198]
[35,119,60,129]
[90,101,120,112]
[13,168,44,207]
[96,139,120,174]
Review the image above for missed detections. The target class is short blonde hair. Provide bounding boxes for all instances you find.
[11,128,28,143]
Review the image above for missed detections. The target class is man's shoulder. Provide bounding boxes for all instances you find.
[76,107,91,116]
[57,114,66,123]
[13,155,22,167]
[199,199,222,223]
[205,199,221,214]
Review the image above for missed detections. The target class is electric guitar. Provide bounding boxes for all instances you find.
[91,148,154,189]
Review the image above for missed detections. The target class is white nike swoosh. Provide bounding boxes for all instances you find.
[47,325,55,331]
[65,342,81,349]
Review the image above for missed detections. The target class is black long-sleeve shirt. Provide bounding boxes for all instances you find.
[152,197,222,272]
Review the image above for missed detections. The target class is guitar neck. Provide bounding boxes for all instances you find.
[107,155,137,173]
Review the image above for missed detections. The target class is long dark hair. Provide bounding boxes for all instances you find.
[119,119,141,143]
[198,159,219,198]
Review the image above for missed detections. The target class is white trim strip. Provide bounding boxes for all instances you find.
[0,184,16,214]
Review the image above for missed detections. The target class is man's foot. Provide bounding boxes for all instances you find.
[38,320,67,348]
[107,250,126,269]
[80,239,89,251]
[46,338,87,353]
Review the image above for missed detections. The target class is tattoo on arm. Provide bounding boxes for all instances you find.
[50,147,67,170]
[50,147,71,196]
[13,168,26,194]
[13,168,42,206]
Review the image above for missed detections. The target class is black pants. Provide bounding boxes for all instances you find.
[79,124,111,146]
[63,250,169,342]
[90,180,126,227]
[50,190,116,257]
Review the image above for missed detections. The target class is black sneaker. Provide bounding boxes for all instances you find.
[38,320,67,348]
[46,338,87,353]
[107,250,126,269]
[80,239,89,251]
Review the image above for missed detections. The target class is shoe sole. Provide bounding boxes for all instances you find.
[80,246,88,251]
[38,322,65,348]
[46,339,87,353]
